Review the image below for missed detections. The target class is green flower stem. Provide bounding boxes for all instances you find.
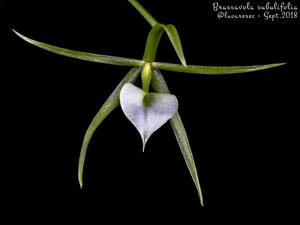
[132,0,186,66]
[128,0,158,26]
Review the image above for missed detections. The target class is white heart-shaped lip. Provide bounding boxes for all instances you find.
[120,83,178,151]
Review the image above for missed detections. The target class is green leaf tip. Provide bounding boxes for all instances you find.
[78,67,142,188]
[12,29,144,67]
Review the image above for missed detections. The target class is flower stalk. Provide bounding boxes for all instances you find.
[128,0,158,26]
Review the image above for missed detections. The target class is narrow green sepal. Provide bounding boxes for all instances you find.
[128,1,186,66]
[153,61,286,75]
[161,24,187,67]
[13,30,144,67]
[143,24,164,63]
[143,24,187,67]
[78,67,141,188]
[151,68,204,206]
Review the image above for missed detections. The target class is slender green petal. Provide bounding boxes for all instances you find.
[143,24,164,63]
[120,83,178,152]
[143,24,186,66]
[169,113,204,206]
[128,0,158,26]
[153,61,286,75]
[151,69,204,206]
[78,67,141,188]
[161,24,186,67]
[13,30,144,67]
[128,0,186,66]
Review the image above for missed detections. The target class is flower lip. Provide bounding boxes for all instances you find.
[120,82,178,151]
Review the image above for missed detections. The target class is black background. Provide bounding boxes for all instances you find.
[1,0,299,224]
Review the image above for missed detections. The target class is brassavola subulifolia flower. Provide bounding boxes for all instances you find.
[120,64,178,152]
[13,0,285,207]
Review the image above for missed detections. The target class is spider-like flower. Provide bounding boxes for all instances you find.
[13,0,286,207]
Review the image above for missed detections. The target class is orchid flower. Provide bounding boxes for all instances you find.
[13,0,285,206]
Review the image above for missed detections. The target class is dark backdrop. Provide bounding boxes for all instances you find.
[1,0,299,224]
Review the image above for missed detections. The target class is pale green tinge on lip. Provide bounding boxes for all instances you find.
[78,67,141,188]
